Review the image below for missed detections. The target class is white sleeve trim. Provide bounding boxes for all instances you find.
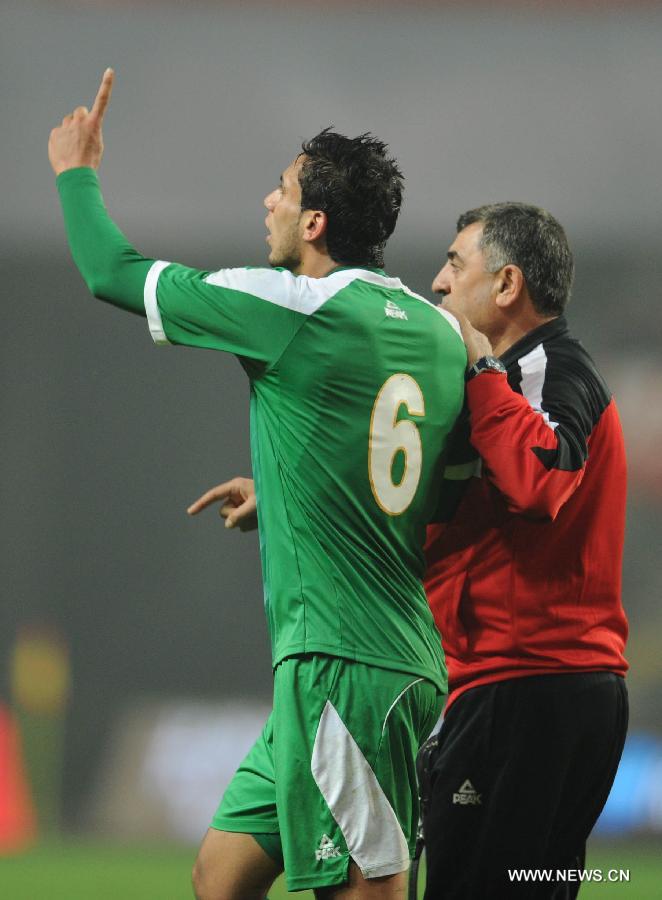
[518,343,559,430]
[435,306,463,340]
[400,285,464,341]
[144,260,172,345]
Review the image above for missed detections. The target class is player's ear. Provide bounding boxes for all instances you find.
[495,264,524,310]
[302,209,327,244]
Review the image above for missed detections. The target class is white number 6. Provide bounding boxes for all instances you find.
[368,374,425,515]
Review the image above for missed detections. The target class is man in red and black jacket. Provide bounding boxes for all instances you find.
[421,203,629,899]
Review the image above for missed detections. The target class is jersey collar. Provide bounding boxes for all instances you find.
[500,315,569,368]
[324,265,387,278]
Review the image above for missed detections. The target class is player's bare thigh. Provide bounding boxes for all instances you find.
[315,863,409,899]
[192,829,282,900]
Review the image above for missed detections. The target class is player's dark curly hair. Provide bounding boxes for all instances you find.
[457,203,574,316]
[299,128,404,268]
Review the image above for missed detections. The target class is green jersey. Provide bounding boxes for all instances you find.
[145,262,466,689]
[56,168,466,692]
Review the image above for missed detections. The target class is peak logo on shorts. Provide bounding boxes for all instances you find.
[315,834,342,861]
[452,779,482,805]
[385,299,407,321]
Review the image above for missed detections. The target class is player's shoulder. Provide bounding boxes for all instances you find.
[203,265,319,314]
[412,293,464,341]
[205,265,295,291]
[204,266,389,314]
[202,265,419,318]
[325,269,465,338]
[200,266,459,340]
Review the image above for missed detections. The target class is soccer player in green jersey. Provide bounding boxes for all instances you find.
[48,70,466,899]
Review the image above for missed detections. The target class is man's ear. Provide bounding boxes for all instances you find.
[302,209,327,243]
[495,264,525,309]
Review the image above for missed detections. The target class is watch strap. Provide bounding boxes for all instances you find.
[466,355,507,381]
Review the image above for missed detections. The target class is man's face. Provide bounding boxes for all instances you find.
[431,222,501,335]
[264,155,306,271]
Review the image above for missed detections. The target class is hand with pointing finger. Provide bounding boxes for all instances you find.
[48,68,115,176]
[187,477,258,532]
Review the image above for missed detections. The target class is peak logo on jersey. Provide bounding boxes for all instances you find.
[315,834,342,861]
[385,299,408,320]
[452,779,482,805]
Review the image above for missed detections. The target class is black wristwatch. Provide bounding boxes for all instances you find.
[466,355,507,382]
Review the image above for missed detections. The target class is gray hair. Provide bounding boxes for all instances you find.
[456,202,574,316]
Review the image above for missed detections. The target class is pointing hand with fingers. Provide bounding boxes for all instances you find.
[187,477,258,533]
[48,68,115,176]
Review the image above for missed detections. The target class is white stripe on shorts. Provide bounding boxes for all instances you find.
[311,700,410,879]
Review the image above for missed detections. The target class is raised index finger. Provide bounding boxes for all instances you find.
[91,68,115,122]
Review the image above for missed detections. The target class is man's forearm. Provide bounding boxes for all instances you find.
[57,167,153,315]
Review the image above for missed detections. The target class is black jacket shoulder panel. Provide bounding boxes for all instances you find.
[501,318,612,473]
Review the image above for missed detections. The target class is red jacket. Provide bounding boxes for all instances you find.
[425,316,628,710]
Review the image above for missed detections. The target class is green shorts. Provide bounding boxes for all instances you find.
[212,654,444,892]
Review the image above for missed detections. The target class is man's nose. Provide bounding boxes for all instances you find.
[264,190,277,211]
[431,264,450,295]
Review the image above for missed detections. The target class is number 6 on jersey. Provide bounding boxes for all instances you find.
[369,373,425,515]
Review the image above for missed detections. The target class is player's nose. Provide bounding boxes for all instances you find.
[264,189,278,211]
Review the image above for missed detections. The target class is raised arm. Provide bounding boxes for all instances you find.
[49,73,311,366]
[48,70,153,313]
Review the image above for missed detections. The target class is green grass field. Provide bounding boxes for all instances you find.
[1,839,659,898]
